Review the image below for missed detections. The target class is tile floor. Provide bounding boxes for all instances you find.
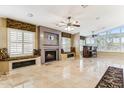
[0,56,124,88]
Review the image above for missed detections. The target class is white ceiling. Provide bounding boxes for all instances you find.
[0,5,124,36]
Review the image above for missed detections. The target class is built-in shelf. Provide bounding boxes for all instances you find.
[0,57,41,75]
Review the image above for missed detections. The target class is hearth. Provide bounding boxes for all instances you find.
[45,50,56,62]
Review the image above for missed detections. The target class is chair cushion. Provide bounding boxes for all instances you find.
[0,48,10,61]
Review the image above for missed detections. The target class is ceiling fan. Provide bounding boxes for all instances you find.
[56,16,80,31]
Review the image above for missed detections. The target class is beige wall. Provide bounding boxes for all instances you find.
[0,18,7,48]
[35,26,38,49]
[0,18,38,49]
[71,32,80,58]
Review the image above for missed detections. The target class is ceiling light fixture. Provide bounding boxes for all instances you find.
[65,26,74,31]
[56,16,80,31]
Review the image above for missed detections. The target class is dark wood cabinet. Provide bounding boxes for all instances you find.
[83,46,97,58]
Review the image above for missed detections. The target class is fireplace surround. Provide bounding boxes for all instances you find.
[38,26,61,63]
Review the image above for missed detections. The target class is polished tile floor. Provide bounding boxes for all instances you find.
[0,56,124,88]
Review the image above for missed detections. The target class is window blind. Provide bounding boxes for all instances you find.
[8,28,35,56]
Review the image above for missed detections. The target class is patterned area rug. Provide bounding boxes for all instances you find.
[96,66,123,88]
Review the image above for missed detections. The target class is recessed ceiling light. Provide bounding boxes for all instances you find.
[27,13,34,17]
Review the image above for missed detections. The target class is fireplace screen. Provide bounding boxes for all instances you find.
[45,51,56,62]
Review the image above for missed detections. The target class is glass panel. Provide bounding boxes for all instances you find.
[86,37,96,46]
[121,37,124,52]
[80,39,85,51]
[62,37,71,52]
[111,28,120,34]
[99,32,106,36]
[110,38,121,52]
[95,26,123,52]
[86,37,91,45]
[121,27,124,33]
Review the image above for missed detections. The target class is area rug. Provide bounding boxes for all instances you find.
[96,66,123,88]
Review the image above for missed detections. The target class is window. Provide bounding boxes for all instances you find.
[62,37,71,52]
[111,28,120,34]
[121,37,124,52]
[113,38,120,44]
[109,38,121,52]
[80,39,85,51]
[121,27,124,33]
[95,26,124,52]
[8,28,35,56]
[86,37,96,46]
[86,37,91,45]
[99,32,106,36]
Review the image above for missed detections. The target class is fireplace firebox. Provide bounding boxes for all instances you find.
[45,51,56,62]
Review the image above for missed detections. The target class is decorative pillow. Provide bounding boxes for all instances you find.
[33,49,41,56]
[0,48,10,61]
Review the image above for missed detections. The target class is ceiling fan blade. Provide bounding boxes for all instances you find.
[60,21,65,24]
[73,24,80,27]
[59,25,67,27]
[60,20,67,24]
[57,16,80,29]
[56,24,67,27]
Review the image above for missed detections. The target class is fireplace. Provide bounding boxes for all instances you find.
[38,26,61,63]
[45,50,57,62]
